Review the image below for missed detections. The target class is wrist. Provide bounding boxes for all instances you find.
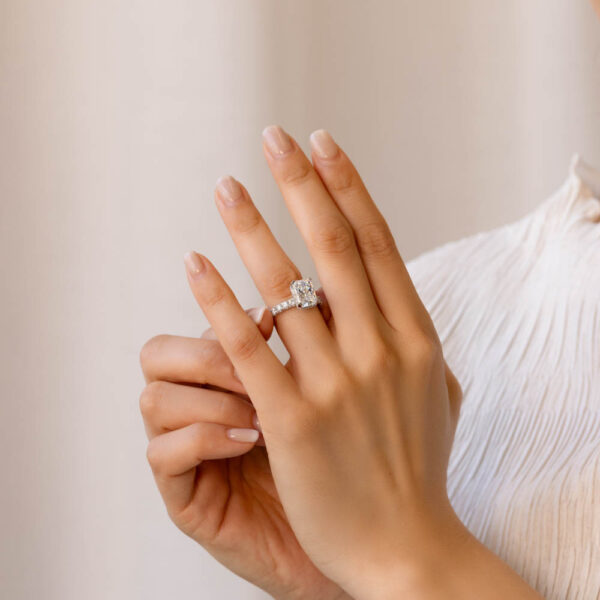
[275,587,354,600]
[338,509,474,600]
[340,515,542,600]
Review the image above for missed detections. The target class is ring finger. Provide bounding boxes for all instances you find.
[214,175,337,375]
[260,125,382,345]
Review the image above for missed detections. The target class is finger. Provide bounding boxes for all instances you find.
[183,251,298,419]
[146,421,260,513]
[139,381,254,437]
[260,125,381,338]
[308,128,434,335]
[139,334,246,395]
[213,175,336,374]
[139,380,266,445]
[315,286,332,326]
[201,305,273,341]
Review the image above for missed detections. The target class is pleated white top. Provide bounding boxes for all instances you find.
[407,154,600,600]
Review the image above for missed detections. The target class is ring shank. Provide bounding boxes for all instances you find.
[270,297,297,317]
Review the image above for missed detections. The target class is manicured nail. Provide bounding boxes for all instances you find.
[252,412,262,432]
[262,125,293,156]
[184,251,206,278]
[226,427,259,443]
[216,175,243,206]
[247,306,267,324]
[309,129,339,159]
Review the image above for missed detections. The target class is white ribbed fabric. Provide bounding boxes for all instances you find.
[406,154,600,600]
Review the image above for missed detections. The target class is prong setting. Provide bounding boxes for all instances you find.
[269,278,320,316]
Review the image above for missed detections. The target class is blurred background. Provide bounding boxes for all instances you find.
[1,1,599,598]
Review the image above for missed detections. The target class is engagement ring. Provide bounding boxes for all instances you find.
[269,278,321,317]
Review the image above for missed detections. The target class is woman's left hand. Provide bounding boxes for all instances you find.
[183,126,538,600]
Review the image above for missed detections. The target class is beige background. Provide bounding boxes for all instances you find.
[1,1,599,599]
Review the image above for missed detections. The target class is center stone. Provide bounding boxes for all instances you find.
[290,278,318,308]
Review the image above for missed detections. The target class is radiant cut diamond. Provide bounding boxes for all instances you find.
[290,278,318,308]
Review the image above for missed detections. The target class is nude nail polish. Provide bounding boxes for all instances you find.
[310,129,339,159]
[252,412,262,432]
[262,125,293,156]
[226,428,259,443]
[216,175,243,206]
[184,251,205,278]
[248,306,267,324]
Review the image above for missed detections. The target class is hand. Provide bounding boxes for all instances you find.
[182,126,542,599]
[139,306,352,600]
[180,125,463,594]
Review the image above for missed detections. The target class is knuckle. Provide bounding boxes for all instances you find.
[357,221,398,261]
[139,334,169,368]
[139,381,166,419]
[229,328,262,362]
[187,421,205,443]
[327,165,357,193]
[366,341,399,377]
[404,333,442,372]
[281,405,321,440]
[313,366,355,410]
[311,217,354,256]
[327,370,355,403]
[194,340,225,373]
[446,366,463,405]
[280,160,312,187]
[202,282,228,308]
[145,439,163,474]
[217,393,249,423]
[231,208,262,235]
[265,263,301,298]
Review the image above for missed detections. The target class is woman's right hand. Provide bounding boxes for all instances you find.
[139,305,350,600]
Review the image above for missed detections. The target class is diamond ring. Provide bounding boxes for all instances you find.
[269,278,321,317]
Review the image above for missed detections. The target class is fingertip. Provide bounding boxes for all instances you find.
[309,129,339,160]
[183,250,206,279]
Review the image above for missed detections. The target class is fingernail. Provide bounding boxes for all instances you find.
[216,175,243,206]
[184,251,206,278]
[262,125,293,157]
[252,412,262,432]
[309,129,339,159]
[232,368,241,381]
[226,427,259,443]
[248,306,267,324]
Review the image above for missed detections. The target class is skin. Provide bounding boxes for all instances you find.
[140,5,600,594]
[140,306,350,600]
[140,125,546,598]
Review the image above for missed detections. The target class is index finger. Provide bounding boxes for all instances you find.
[183,251,298,419]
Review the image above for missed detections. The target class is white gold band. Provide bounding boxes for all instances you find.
[270,297,300,317]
